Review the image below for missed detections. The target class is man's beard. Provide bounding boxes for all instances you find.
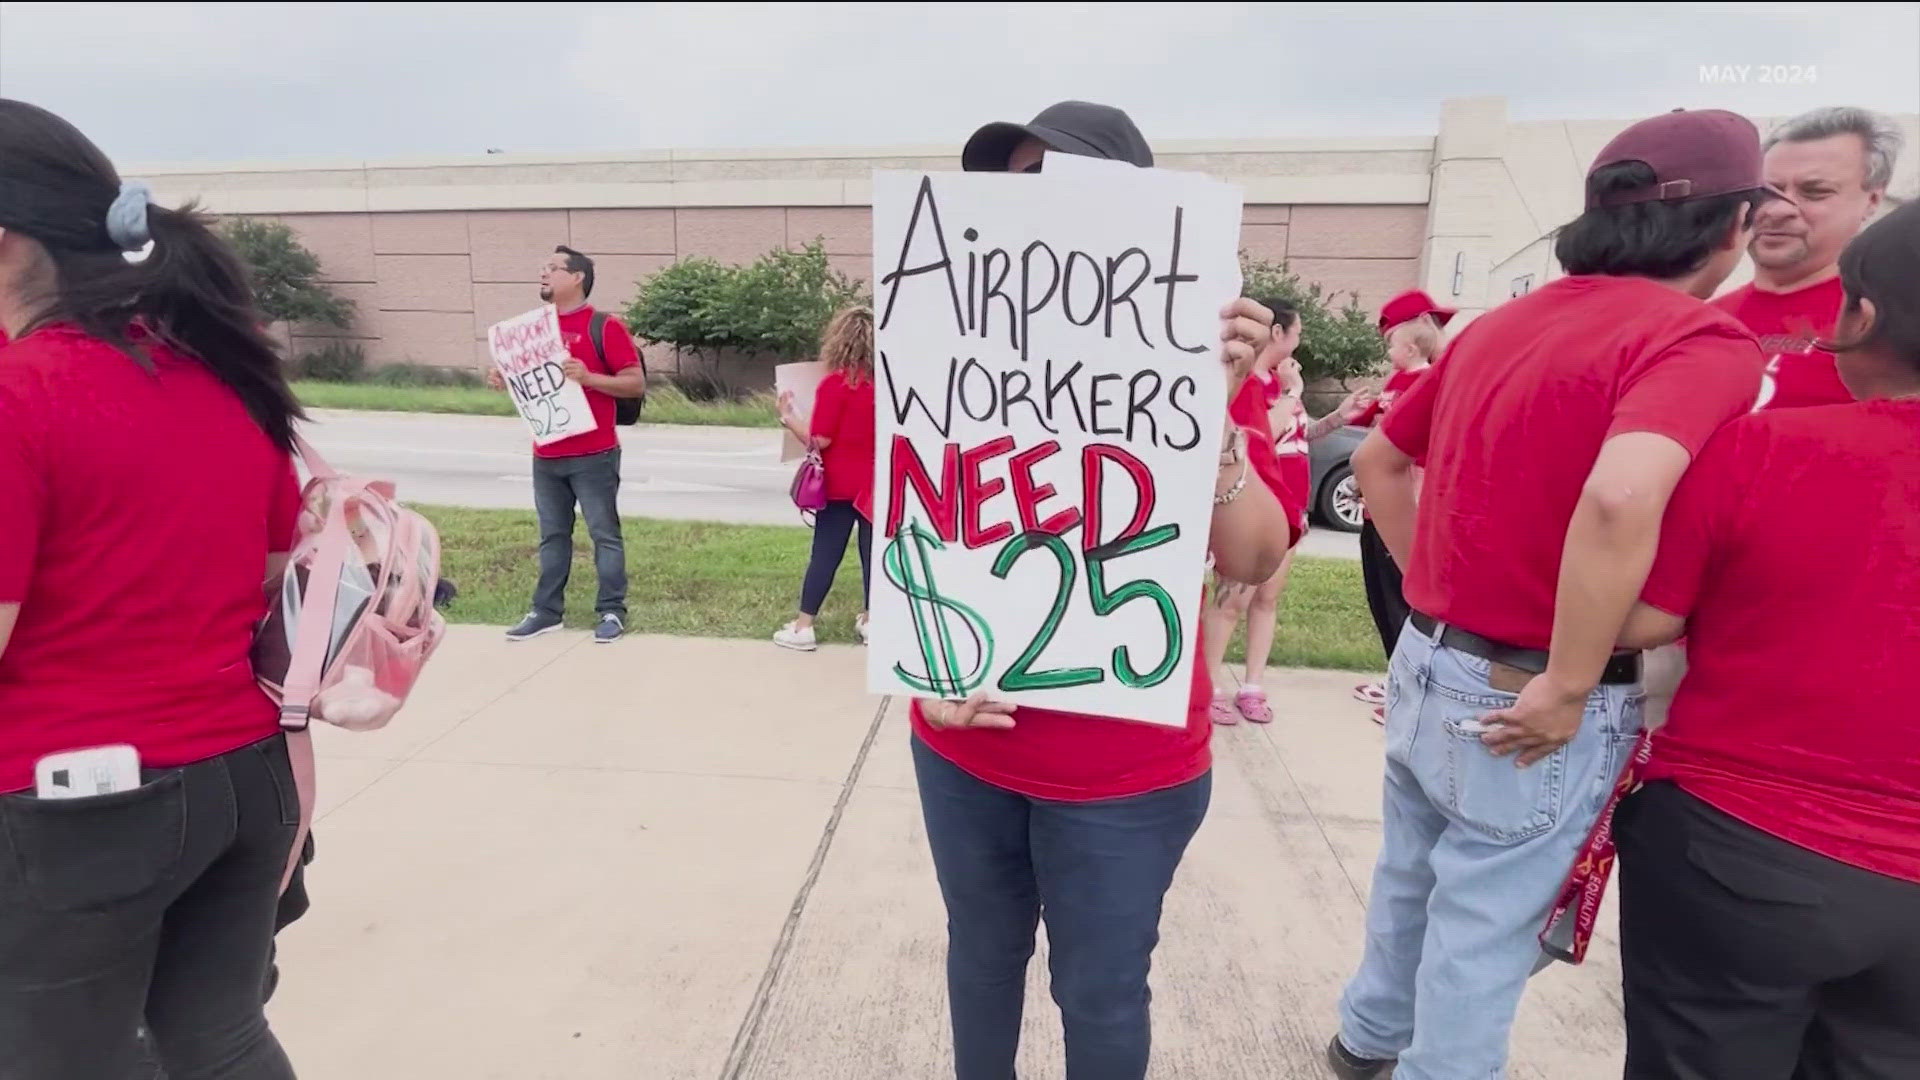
[539,286,554,302]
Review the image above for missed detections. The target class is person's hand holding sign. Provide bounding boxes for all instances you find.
[561,358,591,384]
[1218,297,1273,401]
[920,692,1017,731]
[486,365,505,391]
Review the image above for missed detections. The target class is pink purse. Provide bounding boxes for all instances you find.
[253,434,449,892]
[790,445,829,520]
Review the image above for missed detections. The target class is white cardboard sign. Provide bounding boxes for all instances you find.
[774,359,828,463]
[488,306,599,446]
[866,160,1244,727]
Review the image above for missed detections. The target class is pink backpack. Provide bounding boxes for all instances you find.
[253,434,449,891]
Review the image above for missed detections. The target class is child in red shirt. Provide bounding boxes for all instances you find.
[774,307,878,650]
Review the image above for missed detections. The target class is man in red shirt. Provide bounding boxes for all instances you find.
[1326,109,1774,1080]
[1714,106,1903,410]
[1616,199,1920,1078]
[487,246,646,644]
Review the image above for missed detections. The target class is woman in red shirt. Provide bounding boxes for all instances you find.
[1615,199,1920,1078]
[774,306,877,650]
[1204,297,1372,724]
[919,102,1299,1080]
[0,101,305,1077]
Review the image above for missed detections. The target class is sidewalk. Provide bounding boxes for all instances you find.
[270,627,1626,1078]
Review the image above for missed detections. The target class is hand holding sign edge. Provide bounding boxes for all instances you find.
[918,691,1018,731]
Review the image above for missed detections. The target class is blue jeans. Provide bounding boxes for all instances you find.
[531,447,626,619]
[1338,619,1643,1079]
[911,736,1210,1080]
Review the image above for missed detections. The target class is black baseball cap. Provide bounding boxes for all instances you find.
[962,101,1154,172]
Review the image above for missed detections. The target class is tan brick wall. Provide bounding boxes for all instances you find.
[269,202,1428,374]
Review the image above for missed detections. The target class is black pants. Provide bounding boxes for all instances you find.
[0,735,301,1080]
[1618,781,1920,1079]
[800,500,872,616]
[532,447,627,619]
[1359,520,1409,658]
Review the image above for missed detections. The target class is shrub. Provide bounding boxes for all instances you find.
[625,239,868,397]
[1240,256,1387,386]
[220,218,355,329]
[292,341,366,382]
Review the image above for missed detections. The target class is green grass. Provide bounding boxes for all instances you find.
[423,507,1384,671]
[293,381,780,428]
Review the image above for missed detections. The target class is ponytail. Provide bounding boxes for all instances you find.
[0,99,301,450]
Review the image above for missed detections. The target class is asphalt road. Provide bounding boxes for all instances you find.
[302,409,1363,560]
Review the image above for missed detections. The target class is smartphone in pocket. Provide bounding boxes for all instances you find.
[35,745,141,799]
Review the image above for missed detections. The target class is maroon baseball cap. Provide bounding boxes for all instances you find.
[1587,108,1785,209]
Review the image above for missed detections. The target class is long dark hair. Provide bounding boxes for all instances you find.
[1821,199,1920,371]
[0,99,301,450]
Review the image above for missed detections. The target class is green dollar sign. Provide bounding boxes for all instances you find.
[882,520,994,697]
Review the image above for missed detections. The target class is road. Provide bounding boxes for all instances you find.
[303,408,1362,560]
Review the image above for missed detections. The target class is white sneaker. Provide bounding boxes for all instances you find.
[773,622,818,652]
[855,615,870,645]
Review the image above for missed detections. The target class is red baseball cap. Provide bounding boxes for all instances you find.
[1587,108,1785,209]
[1377,289,1457,333]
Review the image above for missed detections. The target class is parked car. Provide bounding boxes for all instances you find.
[1308,424,1368,533]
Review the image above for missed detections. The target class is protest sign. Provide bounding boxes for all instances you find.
[487,306,599,446]
[866,161,1244,727]
[774,360,828,462]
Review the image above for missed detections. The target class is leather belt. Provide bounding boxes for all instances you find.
[1409,611,1641,685]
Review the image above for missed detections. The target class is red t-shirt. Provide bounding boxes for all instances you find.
[910,418,1300,802]
[534,305,642,460]
[1352,366,1425,428]
[1640,400,1920,883]
[1272,397,1311,523]
[1712,277,1851,411]
[0,327,301,794]
[1380,276,1766,649]
[810,369,876,509]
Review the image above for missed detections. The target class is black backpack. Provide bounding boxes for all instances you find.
[588,311,646,426]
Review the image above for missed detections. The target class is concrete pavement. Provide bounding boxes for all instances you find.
[270,627,1625,1078]
[300,409,1364,561]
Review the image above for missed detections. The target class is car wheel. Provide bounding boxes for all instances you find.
[1317,464,1365,533]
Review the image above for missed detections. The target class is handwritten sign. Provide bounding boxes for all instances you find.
[866,159,1243,727]
[488,306,598,446]
[774,360,828,463]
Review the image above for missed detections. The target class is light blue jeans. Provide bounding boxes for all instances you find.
[1338,619,1643,1079]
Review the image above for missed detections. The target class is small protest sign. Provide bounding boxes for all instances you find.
[488,306,598,446]
[774,360,828,463]
[866,160,1244,727]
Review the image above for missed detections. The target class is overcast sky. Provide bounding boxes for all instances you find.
[0,2,1913,165]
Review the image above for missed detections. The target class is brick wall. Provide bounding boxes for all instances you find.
[267,202,1425,377]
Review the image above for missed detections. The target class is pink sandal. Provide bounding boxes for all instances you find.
[1235,686,1274,724]
[1352,681,1386,705]
[1210,693,1240,726]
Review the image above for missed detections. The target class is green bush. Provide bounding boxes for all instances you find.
[625,239,868,396]
[220,218,355,329]
[1241,256,1387,386]
[292,341,366,381]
